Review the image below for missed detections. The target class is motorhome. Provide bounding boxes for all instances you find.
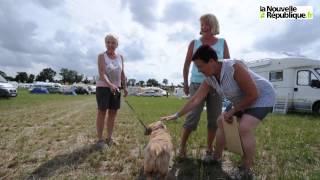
[247,58,320,114]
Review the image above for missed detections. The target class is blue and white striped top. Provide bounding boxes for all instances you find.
[206,60,276,108]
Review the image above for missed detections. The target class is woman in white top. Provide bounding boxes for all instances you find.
[95,34,128,148]
[162,45,275,178]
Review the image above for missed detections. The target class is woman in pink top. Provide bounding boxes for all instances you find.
[95,34,128,148]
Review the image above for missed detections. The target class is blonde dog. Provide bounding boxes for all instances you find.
[144,121,173,180]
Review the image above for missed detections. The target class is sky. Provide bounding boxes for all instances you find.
[0,0,319,85]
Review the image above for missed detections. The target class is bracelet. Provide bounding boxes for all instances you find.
[174,112,180,120]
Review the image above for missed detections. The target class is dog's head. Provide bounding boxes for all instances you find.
[144,121,166,135]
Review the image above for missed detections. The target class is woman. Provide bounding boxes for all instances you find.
[162,45,275,178]
[95,34,128,148]
[181,13,230,162]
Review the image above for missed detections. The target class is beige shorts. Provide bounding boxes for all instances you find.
[183,82,222,131]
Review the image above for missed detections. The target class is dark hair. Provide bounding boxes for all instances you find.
[192,45,218,63]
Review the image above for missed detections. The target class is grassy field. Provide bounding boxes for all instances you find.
[125,96,320,179]
[0,89,145,179]
[0,90,319,179]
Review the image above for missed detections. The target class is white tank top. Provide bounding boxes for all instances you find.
[96,52,122,88]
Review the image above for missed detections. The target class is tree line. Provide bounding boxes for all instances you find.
[1,69,176,87]
[0,68,89,84]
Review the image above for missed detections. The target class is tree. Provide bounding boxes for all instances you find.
[83,76,90,84]
[15,72,28,83]
[146,79,159,87]
[127,79,136,86]
[138,80,144,87]
[162,79,168,86]
[59,68,82,84]
[27,74,35,83]
[75,74,83,83]
[36,68,56,82]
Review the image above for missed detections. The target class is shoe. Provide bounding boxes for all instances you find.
[106,138,117,146]
[95,139,105,149]
[202,150,222,166]
[202,150,214,163]
[175,148,187,162]
[239,166,254,180]
[230,165,254,180]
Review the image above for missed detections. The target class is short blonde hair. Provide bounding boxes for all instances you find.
[104,34,119,46]
[200,14,220,35]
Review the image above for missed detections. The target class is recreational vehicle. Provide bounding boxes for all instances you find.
[247,58,320,114]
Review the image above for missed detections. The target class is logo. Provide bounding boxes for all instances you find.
[260,6,313,20]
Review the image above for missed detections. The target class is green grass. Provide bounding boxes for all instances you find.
[1,91,319,179]
[125,96,320,179]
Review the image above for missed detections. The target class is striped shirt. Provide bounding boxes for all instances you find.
[206,60,276,108]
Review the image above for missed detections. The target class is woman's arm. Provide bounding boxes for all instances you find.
[223,39,230,59]
[120,55,128,97]
[225,62,259,119]
[161,81,210,121]
[183,40,195,96]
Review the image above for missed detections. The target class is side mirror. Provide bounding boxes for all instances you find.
[310,80,320,88]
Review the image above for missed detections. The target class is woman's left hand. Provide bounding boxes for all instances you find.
[160,114,177,121]
[123,89,128,97]
[223,110,234,123]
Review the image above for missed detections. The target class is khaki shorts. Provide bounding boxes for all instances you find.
[183,82,222,131]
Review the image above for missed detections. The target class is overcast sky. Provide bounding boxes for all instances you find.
[0,0,319,84]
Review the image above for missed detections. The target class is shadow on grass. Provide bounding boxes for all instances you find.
[27,144,99,179]
[137,157,230,180]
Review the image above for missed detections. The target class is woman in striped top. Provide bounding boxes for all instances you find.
[161,45,275,177]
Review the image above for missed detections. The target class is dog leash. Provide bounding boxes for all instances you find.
[125,99,148,131]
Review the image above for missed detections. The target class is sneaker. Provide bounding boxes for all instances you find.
[239,167,254,180]
[95,139,105,149]
[230,166,254,180]
[202,150,214,163]
[175,148,187,162]
[106,138,117,146]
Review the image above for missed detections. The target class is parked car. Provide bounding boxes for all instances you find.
[137,90,162,97]
[47,87,63,94]
[73,86,89,95]
[87,85,96,94]
[0,75,17,97]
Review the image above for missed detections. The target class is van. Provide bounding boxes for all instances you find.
[247,58,320,114]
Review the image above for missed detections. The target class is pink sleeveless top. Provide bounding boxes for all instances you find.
[96,52,122,88]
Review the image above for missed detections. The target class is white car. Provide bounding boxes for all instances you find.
[137,90,162,97]
[0,75,17,97]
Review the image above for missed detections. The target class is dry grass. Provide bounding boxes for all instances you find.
[0,90,146,179]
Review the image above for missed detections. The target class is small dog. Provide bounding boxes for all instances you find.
[144,121,173,180]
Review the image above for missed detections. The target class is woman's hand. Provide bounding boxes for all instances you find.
[123,89,128,97]
[160,114,178,122]
[223,109,235,123]
[110,84,119,93]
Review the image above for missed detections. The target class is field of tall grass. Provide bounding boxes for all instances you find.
[0,90,319,179]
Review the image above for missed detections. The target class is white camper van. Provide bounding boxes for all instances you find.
[247,58,320,114]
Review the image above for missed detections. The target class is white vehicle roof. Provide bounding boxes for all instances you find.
[247,58,320,70]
